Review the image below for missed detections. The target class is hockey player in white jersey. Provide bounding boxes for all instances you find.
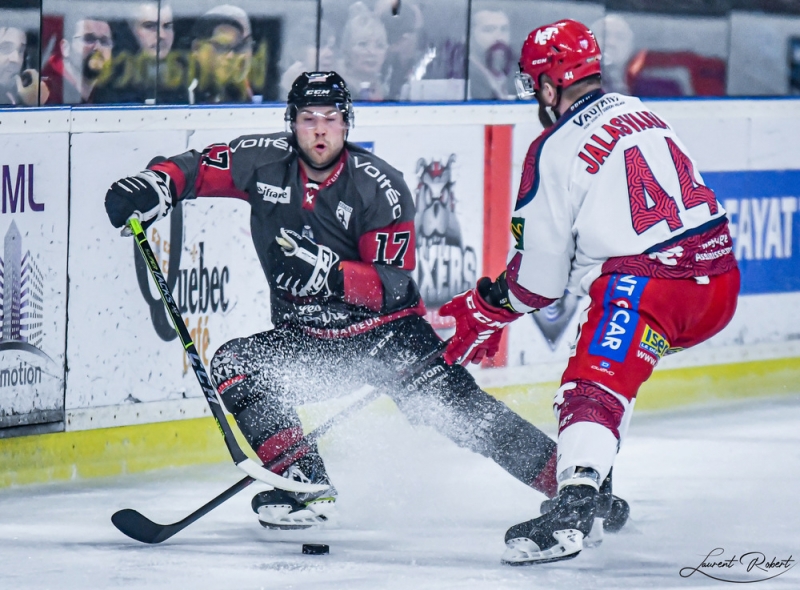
[440,19,740,564]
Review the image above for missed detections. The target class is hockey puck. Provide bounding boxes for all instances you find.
[302,543,329,555]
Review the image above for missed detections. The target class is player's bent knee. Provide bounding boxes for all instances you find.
[231,395,295,451]
[210,337,256,413]
[555,380,627,438]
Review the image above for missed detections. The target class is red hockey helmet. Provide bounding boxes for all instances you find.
[515,19,602,99]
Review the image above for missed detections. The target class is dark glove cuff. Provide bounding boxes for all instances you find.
[477,272,517,312]
[164,174,178,202]
[327,263,345,298]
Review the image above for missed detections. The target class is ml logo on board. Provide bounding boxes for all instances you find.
[2,164,45,214]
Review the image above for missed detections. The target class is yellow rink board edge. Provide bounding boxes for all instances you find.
[1,356,799,488]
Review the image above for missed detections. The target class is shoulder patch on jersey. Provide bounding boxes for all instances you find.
[511,217,525,250]
[336,201,353,229]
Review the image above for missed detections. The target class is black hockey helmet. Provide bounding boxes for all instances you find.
[285,71,354,129]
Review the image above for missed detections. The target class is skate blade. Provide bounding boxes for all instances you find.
[307,498,336,516]
[502,529,584,565]
[584,517,605,549]
[259,521,314,530]
[257,503,335,530]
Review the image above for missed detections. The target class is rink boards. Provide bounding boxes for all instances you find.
[0,100,799,486]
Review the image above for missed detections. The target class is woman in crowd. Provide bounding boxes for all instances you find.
[336,2,389,101]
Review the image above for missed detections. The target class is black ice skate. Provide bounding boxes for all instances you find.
[538,468,630,548]
[251,464,337,530]
[503,469,600,565]
[595,470,630,534]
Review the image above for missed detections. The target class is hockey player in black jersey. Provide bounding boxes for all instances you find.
[105,71,626,533]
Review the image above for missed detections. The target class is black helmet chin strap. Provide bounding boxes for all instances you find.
[536,85,562,128]
[553,85,563,119]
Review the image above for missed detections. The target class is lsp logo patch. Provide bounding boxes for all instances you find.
[640,325,669,357]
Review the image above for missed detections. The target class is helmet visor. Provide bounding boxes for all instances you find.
[515,71,536,100]
[294,109,349,131]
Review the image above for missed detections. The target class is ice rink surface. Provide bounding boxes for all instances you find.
[1,394,799,590]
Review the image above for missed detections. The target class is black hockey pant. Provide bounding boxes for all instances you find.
[210,314,557,496]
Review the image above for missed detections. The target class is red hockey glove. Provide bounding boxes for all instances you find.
[439,277,522,365]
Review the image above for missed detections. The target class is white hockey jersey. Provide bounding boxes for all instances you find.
[507,90,732,312]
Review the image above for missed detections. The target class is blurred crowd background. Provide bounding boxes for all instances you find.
[1,0,799,107]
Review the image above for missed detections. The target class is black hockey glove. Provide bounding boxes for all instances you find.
[105,170,175,230]
[270,228,343,298]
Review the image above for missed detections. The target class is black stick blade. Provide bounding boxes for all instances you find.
[112,509,177,544]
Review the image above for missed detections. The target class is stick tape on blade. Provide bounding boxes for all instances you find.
[237,459,329,494]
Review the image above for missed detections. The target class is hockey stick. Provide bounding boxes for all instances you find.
[112,339,448,544]
[127,217,325,495]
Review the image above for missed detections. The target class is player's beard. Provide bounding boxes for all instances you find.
[300,146,341,171]
[293,134,344,172]
[82,50,107,81]
[537,100,559,129]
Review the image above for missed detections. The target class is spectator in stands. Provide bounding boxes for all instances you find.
[188,6,254,104]
[43,17,113,104]
[376,0,427,100]
[94,2,176,104]
[468,8,514,100]
[0,25,43,106]
[206,5,254,87]
[337,2,389,101]
[279,18,336,98]
[129,1,174,60]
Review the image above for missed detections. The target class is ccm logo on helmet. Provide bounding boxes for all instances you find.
[306,89,331,96]
[353,156,402,219]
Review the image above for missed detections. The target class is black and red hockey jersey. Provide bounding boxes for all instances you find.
[150,132,424,337]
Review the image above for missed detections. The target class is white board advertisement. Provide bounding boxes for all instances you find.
[65,122,486,413]
[349,124,485,332]
[67,129,269,410]
[67,130,186,410]
[0,133,69,431]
